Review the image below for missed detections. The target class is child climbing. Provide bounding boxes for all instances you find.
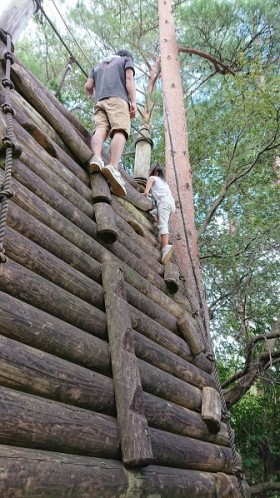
[85,50,136,197]
[143,162,176,264]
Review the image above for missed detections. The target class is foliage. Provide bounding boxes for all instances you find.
[231,380,280,494]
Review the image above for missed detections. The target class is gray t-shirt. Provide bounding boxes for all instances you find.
[89,55,135,103]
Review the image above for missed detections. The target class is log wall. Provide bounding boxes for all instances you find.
[0,56,241,497]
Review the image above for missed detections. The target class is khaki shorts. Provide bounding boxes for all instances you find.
[93,97,131,139]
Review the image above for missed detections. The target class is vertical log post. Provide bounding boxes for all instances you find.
[201,386,221,434]
[177,313,205,355]
[0,0,36,57]
[164,261,180,293]
[134,125,153,186]
[102,257,154,467]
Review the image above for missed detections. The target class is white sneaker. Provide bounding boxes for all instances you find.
[102,165,127,197]
[89,155,104,173]
[161,244,173,264]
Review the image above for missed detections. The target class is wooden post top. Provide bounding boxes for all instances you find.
[0,0,37,57]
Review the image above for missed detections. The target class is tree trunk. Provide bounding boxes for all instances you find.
[158,0,209,333]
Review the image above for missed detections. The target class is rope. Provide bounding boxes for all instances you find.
[34,0,88,77]
[0,31,20,263]
[164,106,247,498]
[55,56,75,98]
[50,0,92,67]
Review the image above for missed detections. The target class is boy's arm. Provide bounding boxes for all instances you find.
[125,68,136,119]
[85,77,95,97]
[143,176,155,196]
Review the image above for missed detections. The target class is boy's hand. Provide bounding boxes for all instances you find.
[130,102,137,119]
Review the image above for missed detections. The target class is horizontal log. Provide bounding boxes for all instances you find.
[0,387,235,473]
[115,196,154,232]
[1,171,189,334]
[0,291,110,374]
[4,226,105,309]
[177,313,206,355]
[144,393,229,447]
[150,428,235,473]
[119,163,144,191]
[5,189,210,376]
[11,60,92,164]
[134,331,216,389]
[0,331,203,417]
[2,88,89,184]
[139,359,201,411]
[7,201,101,283]
[11,151,163,276]
[10,120,92,200]
[19,150,92,215]
[122,179,153,212]
[12,55,92,144]
[94,202,118,244]
[0,386,120,458]
[0,74,65,151]
[0,305,227,447]
[0,445,240,498]
[0,336,114,413]
[126,283,178,333]
[112,197,160,249]
[0,258,107,339]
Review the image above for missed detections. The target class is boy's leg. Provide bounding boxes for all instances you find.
[91,127,108,157]
[102,129,127,196]
[109,131,127,168]
[90,101,109,172]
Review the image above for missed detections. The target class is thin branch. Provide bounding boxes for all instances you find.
[178,46,236,76]
[198,132,280,237]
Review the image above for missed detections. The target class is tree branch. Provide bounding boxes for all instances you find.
[198,131,280,237]
[222,316,280,406]
[250,481,280,496]
[178,46,236,76]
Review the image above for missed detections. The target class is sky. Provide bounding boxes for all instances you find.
[0,0,78,41]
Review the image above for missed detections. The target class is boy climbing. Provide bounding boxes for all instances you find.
[85,50,136,197]
[143,162,176,264]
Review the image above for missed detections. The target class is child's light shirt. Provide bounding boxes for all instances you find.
[150,176,174,203]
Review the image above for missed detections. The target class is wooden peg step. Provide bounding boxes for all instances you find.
[90,172,112,204]
[164,261,179,293]
[94,202,118,243]
[201,386,221,434]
